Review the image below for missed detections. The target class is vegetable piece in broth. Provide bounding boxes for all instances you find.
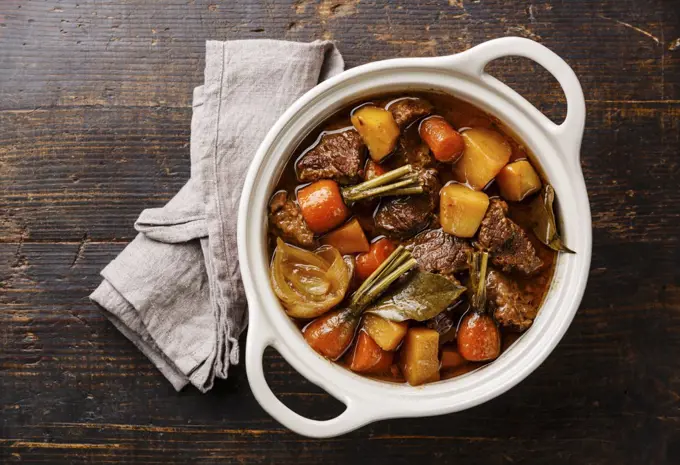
[366,271,466,322]
[303,247,418,360]
[270,238,351,319]
[457,251,501,362]
[529,185,575,253]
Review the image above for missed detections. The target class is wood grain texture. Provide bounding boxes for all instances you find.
[1,0,680,463]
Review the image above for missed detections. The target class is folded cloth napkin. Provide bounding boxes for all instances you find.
[90,40,344,392]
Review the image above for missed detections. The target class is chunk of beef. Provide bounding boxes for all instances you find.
[486,270,537,331]
[388,98,433,128]
[374,168,441,239]
[478,198,543,275]
[405,228,472,276]
[426,305,462,344]
[392,133,434,169]
[418,168,441,208]
[296,129,365,184]
[427,309,457,336]
[268,191,315,248]
[375,197,431,239]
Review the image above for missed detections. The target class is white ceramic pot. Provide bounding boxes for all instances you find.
[238,37,591,438]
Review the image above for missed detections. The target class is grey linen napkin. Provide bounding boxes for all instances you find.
[90,40,344,392]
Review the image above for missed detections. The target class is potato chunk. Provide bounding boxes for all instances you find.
[363,314,408,351]
[399,327,440,386]
[351,106,400,162]
[453,128,512,190]
[496,160,542,202]
[439,183,490,238]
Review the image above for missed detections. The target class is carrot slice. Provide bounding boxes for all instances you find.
[419,116,465,163]
[297,180,350,234]
[457,312,501,362]
[348,330,394,374]
[364,159,388,181]
[303,308,359,360]
[440,346,467,370]
[321,218,370,255]
[355,238,396,281]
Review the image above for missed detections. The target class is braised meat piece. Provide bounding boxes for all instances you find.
[392,132,434,169]
[375,168,441,239]
[427,309,456,335]
[388,98,433,128]
[426,306,460,344]
[296,129,365,184]
[268,191,315,248]
[405,228,472,276]
[374,197,430,240]
[478,198,543,275]
[486,270,537,331]
[417,167,441,208]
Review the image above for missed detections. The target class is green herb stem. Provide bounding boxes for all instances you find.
[378,250,411,280]
[469,251,489,312]
[351,246,405,307]
[341,164,423,203]
[345,178,422,202]
[353,164,412,191]
[352,258,418,312]
[386,187,424,196]
[349,246,416,313]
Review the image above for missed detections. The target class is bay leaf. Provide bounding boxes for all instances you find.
[365,271,466,322]
[529,184,575,254]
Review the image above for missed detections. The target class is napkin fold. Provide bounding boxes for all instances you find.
[91,40,344,392]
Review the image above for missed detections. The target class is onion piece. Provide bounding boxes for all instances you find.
[270,238,351,319]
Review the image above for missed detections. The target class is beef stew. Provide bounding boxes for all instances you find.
[267,91,571,386]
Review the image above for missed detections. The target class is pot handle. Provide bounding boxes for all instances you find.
[245,315,374,438]
[448,37,586,164]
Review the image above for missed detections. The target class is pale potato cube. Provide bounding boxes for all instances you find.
[363,314,408,351]
[439,183,490,238]
[496,160,542,201]
[351,106,400,162]
[400,327,440,386]
[453,128,512,190]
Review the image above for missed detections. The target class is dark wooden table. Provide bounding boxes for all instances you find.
[2,0,679,463]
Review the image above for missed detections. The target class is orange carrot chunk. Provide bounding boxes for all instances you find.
[355,238,396,281]
[297,180,350,234]
[364,159,388,180]
[321,218,370,255]
[303,308,359,360]
[440,346,467,370]
[419,116,465,163]
[348,331,394,374]
[457,312,501,362]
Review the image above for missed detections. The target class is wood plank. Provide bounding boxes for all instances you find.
[1,0,680,463]
[0,0,678,111]
[0,106,191,242]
